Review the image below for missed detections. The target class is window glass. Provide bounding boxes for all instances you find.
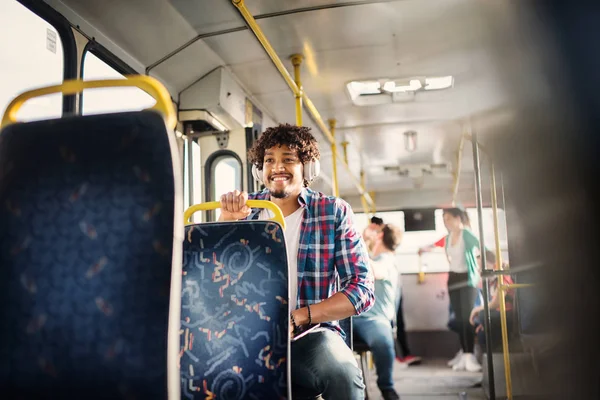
[212,155,242,220]
[0,0,63,121]
[81,51,155,115]
[355,207,508,273]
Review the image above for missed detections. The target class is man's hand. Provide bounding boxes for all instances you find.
[219,190,251,221]
[469,307,482,326]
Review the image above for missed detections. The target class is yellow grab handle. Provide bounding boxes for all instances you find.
[1,75,176,130]
[417,254,425,284]
[184,200,286,230]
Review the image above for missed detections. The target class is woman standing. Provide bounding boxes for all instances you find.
[418,208,482,372]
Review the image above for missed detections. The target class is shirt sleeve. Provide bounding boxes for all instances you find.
[434,236,446,248]
[333,199,375,315]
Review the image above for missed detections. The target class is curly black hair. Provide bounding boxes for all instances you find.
[248,123,320,185]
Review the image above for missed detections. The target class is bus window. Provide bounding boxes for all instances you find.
[355,207,509,273]
[211,155,242,221]
[81,51,155,115]
[0,0,63,121]
[183,138,202,222]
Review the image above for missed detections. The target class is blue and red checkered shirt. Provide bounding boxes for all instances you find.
[247,188,375,335]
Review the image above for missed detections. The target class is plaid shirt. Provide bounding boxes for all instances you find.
[247,188,375,334]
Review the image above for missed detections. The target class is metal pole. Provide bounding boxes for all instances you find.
[498,285,513,400]
[360,170,369,215]
[290,54,303,126]
[491,162,512,398]
[491,163,503,270]
[329,119,340,197]
[471,130,496,399]
[341,140,349,164]
[452,132,466,206]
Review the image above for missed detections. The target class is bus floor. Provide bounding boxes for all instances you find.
[362,358,485,400]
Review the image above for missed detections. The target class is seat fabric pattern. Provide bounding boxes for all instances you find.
[181,221,288,400]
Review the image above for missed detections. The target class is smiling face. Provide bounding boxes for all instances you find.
[262,145,304,199]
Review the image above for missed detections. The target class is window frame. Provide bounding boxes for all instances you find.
[79,41,141,115]
[17,0,77,115]
[205,150,244,221]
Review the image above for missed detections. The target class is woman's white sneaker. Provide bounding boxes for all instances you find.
[452,353,466,371]
[464,353,482,372]
[447,350,463,367]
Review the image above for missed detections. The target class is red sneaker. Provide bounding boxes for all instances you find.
[396,355,422,365]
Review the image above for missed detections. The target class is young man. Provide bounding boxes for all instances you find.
[363,217,420,367]
[353,224,403,400]
[219,123,375,400]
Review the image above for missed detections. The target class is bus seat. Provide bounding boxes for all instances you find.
[180,220,289,400]
[0,103,182,398]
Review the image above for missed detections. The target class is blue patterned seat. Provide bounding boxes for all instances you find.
[0,110,182,399]
[181,220,289,400]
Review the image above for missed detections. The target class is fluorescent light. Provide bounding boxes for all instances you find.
[425,76,454,90]
[347,81,381,97]
[383,79,422,93]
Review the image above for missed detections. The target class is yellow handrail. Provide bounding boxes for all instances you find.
[184,200,286,230]
[329,119,340,197]
[291,54,304,126]
[498,282,534,400]
[451,132,466,206]
[1,76,176,130]
[232,0,375,210]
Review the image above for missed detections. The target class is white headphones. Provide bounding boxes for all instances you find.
[252,159,320,184]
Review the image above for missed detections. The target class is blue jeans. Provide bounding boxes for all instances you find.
[353,317,395,391]
[291,329,365,399]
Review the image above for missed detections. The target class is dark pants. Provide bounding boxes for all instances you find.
[395,294,411,357]
[448,272,478,353]
[353,317,395,391]
[291,329,365,400]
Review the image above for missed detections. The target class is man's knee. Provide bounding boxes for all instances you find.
[292,330,364,391]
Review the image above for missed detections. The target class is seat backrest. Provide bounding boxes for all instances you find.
[0,110,182,399]
[181,220,289,399]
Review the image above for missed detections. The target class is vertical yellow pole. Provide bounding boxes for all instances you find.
[290,54,303,126]
[498,285,513,400]
[369,191,377,214]
[329,119,339,197]
[451,133,466,206]
[491,163,503,270]
[491,160,511,398]
[417,255,425,284]
[341,140,349,164]
[360,170,369,215]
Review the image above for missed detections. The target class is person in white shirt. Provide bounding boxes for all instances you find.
[354,223,403,400]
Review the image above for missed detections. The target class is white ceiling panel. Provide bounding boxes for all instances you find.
[60,0,198,65]
[49,0,508,204]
